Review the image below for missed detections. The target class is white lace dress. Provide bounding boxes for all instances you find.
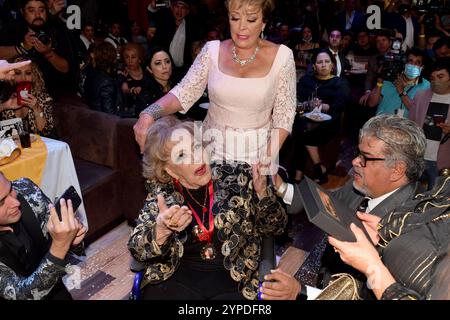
[170,40,296,163]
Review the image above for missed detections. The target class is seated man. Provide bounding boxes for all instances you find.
[0,172,86,300]
[263,115,427,299]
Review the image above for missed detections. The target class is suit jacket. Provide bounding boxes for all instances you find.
[0,179,68,300]
[288,178,422,291]
[128,162,287,300]
[288,178,422,218]
[409,88,450,170]
[333,10,365,33]
[150,8,200,72]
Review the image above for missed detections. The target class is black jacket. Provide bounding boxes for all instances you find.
[83,69,122,115]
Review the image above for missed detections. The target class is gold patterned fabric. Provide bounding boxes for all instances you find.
[128,161,287,300]
[377,176,450,300]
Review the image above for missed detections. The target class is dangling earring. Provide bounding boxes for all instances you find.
[261,29,264,39]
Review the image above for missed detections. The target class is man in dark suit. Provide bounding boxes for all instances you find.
[260,115,426,300]
[148,0,200,79]
[333,0,365,34]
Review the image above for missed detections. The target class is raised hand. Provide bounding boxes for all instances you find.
[155,194,192,234]
[0,60,31,80]
[47,199,83,260]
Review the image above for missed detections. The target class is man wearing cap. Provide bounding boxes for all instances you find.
[148,0,200,78]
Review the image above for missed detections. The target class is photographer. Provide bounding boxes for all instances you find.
[0,0,75,92]
[367,47,430,118]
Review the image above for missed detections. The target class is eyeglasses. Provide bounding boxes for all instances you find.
[355,149,386,168]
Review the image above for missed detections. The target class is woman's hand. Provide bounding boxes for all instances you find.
[356,212,381,245]
[321,103,330,113]
[155,194,192,233]
[134,113,155,153]
[260,269,300,300]
[328,223,382,276]
[0,60,31,80]
[130,86,142,95]
[21,93,38,110]
[253,163,268,199]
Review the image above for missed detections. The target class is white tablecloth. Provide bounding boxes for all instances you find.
[40,137,88,229]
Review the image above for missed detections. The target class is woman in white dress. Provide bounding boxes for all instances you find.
[133,0,296,168]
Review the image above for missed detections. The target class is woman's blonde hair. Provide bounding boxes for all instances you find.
[226,0,274,22]
[12,56,46,92]
[142,116,196,183]
[121,42,145,63]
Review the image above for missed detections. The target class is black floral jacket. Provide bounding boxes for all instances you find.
[128,162,287,300]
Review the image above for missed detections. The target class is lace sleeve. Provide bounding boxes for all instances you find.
[170,41,211,113]
[272,50,296,133]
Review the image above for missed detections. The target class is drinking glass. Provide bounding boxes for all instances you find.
[17,121,31,148]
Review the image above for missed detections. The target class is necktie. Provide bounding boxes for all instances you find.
[357,197,370,213]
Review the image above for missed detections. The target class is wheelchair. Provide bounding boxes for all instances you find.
[129,271,144,300]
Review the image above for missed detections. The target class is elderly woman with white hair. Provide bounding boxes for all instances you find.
[128,116,287,300]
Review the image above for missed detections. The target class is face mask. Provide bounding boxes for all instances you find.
[404,64,421,79]
[431,81,450,94]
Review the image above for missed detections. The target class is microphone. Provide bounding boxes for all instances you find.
[258,235,275,300]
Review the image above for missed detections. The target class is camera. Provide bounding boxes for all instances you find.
[155,0,171,8]
[34,30,51,46]
[414,0,450,31]
[379,38,407,82]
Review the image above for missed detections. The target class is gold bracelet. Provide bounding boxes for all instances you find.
[376,82,383,88]
[418,34,426,38]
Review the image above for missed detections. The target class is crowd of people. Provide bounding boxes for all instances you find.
[0,0,448,300]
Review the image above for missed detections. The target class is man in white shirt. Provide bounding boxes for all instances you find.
[79,23,94,51]
[104,21,128,60]
[260,115,426,300]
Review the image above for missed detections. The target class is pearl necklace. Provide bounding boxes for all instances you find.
[232,44,260,66]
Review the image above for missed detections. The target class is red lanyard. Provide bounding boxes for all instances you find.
[174,179,214,243]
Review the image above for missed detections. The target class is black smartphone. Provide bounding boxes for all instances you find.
[54,186,82,221]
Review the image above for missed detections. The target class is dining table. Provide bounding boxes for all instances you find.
[1,135,88,229]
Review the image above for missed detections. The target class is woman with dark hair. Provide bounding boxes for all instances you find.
[134,46,176,117]
[83,41,122,114]
[294,25,319,71]
[294,49,350,184]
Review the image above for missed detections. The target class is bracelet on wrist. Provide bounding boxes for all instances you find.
[275,182,288,198]
[376,82,383,88]
[140,103,164,121]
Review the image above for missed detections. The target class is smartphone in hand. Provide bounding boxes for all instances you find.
[54,186,82,221]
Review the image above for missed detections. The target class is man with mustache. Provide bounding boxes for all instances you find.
[0,0,75,92]
[261,115,425,300]
[409,58,450,190]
